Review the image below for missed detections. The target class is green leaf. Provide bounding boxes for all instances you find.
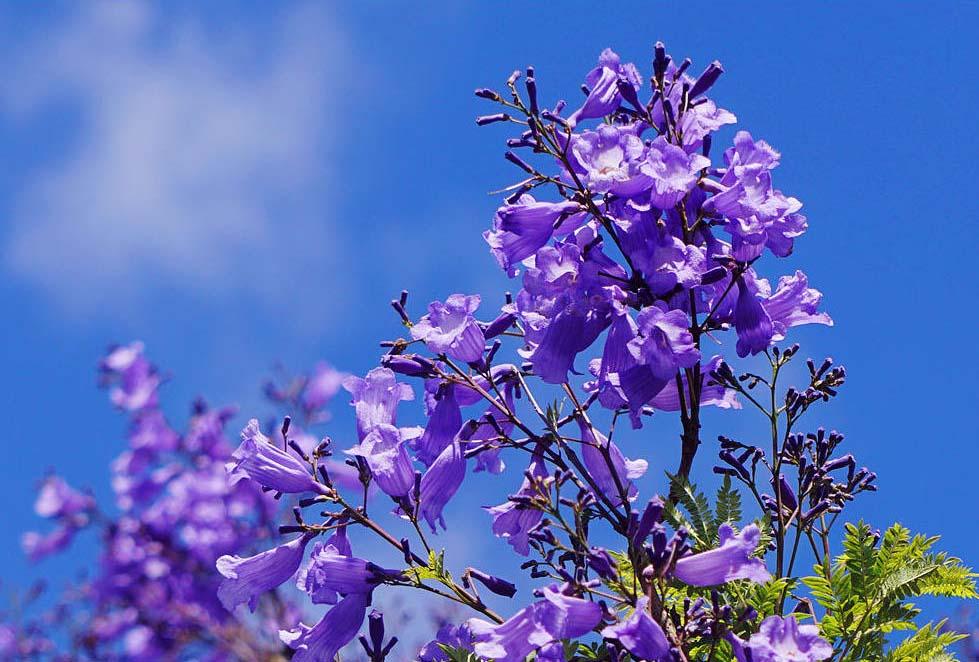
[663,472,716,550]
[714,474,742,527]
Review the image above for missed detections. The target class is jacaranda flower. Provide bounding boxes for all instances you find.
[216,533,312,612]
[228,419,327,495]
[672,523,770,586]
[412,294,487,363]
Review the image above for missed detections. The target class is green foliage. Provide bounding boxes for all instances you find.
[404,549,451,584]
[883,621,965,662]
[663,472,723,551]
[663,474,748,553]
[714,475,743,527]
[802,521,977,662]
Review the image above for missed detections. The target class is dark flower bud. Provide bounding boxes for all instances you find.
[632,497,664,547]
[588,548,617,580]
[700,265,727,285]
[525,71,539,115]
[476,113,511,126]
[616,77,642,112]
[822,454,854,473]
[475,88,501,101]
[467,568,517,598]
[381,354,436,378]
[772,474,798,511]
[504,151,535,174]
[802,500,832,523]
[483,312,516,339]
[653,41,670,79]
[689,60,724,98]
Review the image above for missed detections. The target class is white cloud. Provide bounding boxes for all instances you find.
[1,2,350,316]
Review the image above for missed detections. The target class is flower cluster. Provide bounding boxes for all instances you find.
[12,343,316,660]
[11,42,976,662]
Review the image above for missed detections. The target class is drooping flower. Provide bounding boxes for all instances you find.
[578,418,646,505]
[414,385,463,466]
[730,615,833,662]
[418,622,475,661]
[600,597,671,661]
[343,368,414,441]
[280,592,370,662]
[296,528,351,605]
[569,48,642,126]
[763,270,833,339]
[228,419,327,495]
[672,523,770,586]
[516,226,626,383]
[630,304,701,378]
[412,294,487,363]
[485,451,547,556]
[734,276,775,358]
[345,424,415,498]
[216,533,312,612]
[468,586,601,661]
[419,441,466,532]
[485,195,585,275]
[734,271,832,357]
[297,543,402,603]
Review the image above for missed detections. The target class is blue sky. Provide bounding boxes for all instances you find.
[1,0,977,631]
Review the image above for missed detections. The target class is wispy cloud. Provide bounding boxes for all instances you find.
[1,2,351,317]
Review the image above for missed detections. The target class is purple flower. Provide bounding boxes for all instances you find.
[632,304,700,377]
[418,622,474,661]
[34,476,94,519]
[679,99,737,153]
[517,227,625,383]
[567,124,648,196]
[578,418,647,505]
[296,526,350,605]
[228,419,327,495]
[469,381,516,475]
[101,342,161,412]
[591,312,668,427]
[672,523,770,586]
[301,362,346,413]
[569,48,642,126]
[297,543,402,603]
[734,271,832,357]
[343,368,414,441]
[216,533,312,612]
[414,385,463,466]
[646,355,740,412]
[764,270,833,338]
[640,136,711,208]
[411,294,487,362]
[420,441,466,532]
[345,424,415,498]
[485,452,547,556]
[734,276,775,358]
[21,526,77,562]
[280,592,370,662]
[468,586,601,661]
[600,597,671,661]
[485,195,585,275]
[731,616,832,662]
